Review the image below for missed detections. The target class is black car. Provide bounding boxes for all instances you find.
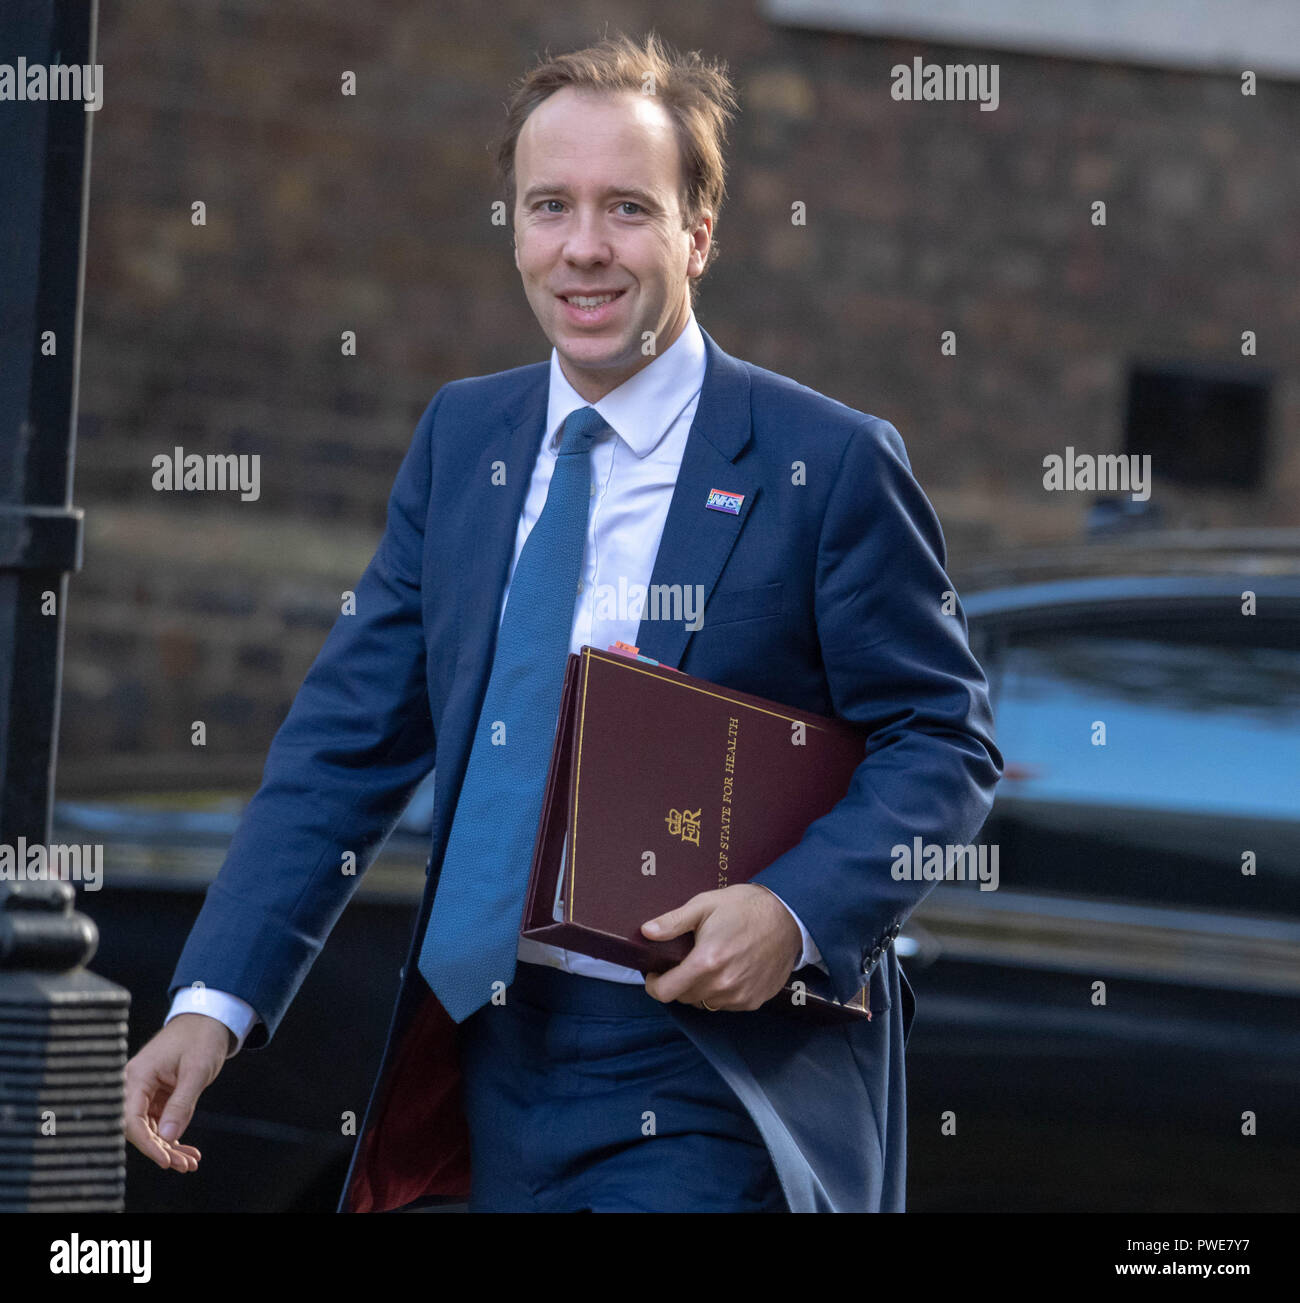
[54,537,1300,1212]
[905,544,1300,1212]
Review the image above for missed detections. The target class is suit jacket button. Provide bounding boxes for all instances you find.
[870,946,882,963]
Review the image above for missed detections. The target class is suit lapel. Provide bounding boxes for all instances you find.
[633,327,758,669]
[453,365,550,711]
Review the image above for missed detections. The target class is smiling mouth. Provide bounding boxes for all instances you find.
[558,290,627,308]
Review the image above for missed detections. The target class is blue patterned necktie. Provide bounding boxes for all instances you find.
[417,405,609,1022]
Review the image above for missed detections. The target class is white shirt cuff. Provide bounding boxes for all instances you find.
[166,986,260,1058]
[759,887,826,971]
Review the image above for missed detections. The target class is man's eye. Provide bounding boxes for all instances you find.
[541,200,564,212]
[619,201,643,215]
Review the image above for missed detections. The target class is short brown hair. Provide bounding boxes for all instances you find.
[494,31,739,300]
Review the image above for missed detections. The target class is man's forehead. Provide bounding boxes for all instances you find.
[515,93,683,207]
[519,86,676,151]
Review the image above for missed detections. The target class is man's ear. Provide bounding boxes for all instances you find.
[688,210,713,278]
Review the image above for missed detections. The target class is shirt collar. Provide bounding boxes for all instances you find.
[544,311,706,459]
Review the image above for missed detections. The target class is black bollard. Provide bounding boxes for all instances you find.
[0,880,129,1212]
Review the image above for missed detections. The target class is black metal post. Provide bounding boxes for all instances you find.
[0,2,128,1214]
[0,0,93,846]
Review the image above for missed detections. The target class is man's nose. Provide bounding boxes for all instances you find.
[561,209,612,264]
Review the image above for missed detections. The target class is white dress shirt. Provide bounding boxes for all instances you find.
[167,311,821,1056]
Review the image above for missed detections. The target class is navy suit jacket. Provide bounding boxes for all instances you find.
[169,326,1001,1212]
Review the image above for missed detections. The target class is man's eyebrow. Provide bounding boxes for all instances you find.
[520,183,661,208]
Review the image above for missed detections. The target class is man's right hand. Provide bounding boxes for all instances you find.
[123,1013,233,1172]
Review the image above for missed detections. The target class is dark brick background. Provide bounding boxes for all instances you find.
[62,0,1300,785]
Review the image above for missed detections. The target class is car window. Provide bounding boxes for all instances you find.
[983,618,1300,914]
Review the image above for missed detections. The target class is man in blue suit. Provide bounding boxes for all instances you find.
[124,31,1000,1213]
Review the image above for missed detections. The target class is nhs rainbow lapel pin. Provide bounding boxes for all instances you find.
[705,487,744,515]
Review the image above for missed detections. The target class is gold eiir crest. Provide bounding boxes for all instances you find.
[665,807,702,846]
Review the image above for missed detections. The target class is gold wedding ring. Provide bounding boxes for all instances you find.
[700,999,717,1012]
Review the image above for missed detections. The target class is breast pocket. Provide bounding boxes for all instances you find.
[699,581,784,629]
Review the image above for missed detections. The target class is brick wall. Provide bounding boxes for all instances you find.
[61,0,1300,783]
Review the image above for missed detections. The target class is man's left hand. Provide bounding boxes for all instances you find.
[641,884,802,1012]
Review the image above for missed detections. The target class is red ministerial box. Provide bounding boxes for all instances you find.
[520,645,872,1022]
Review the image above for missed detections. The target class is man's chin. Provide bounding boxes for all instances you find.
[553,334,637,373]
